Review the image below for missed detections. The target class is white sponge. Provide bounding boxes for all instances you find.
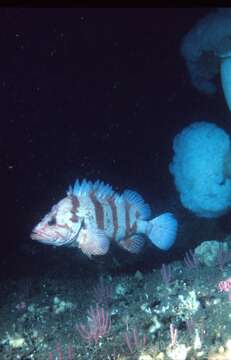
[169,121,231,218]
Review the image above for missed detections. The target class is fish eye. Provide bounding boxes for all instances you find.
[48,216,56,226]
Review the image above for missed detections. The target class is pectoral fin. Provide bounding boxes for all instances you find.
[77,227,110,258]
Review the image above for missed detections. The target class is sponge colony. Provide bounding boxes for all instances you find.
[181,8,231,110]
[169,121,231,218]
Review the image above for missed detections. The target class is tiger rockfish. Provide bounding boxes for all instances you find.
[31,179,178,257]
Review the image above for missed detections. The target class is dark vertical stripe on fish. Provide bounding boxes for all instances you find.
[125,201,131,237]
[70,195,80,222]
[90,192,104,230]
[131,220,137,233]
[108,197,118,239]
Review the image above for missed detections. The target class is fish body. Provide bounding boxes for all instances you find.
[31,179,178,258]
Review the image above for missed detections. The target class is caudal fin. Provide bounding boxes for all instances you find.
[146,212,177,250]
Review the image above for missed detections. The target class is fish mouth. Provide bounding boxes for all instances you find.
[31,229,53,242]
[31,220,83,246]
[31,232,39,240]
[30,228,68,246]
[31,232,44,241]
[31,231,56,245]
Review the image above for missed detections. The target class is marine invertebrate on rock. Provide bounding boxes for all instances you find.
[169,121,231,217]
[181,8,231,110]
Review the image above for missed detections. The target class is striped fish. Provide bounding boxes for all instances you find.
[31,179,178,258]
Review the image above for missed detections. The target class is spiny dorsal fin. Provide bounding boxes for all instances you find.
[68,178,115,200]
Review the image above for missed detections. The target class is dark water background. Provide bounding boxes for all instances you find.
[2,7,231,275]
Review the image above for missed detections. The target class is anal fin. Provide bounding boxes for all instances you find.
[118,234,145,254]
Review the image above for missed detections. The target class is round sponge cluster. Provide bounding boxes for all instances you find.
[169,121,231,218]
